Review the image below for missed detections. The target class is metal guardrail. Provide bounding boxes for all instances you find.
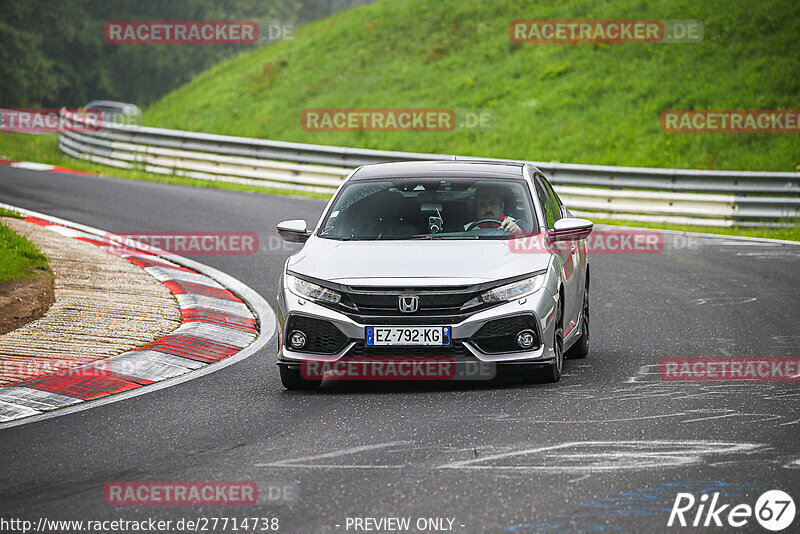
[58,108,800,227]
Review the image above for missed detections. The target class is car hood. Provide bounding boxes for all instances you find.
[287,236,551,286]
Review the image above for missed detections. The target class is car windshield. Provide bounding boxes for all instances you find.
[318,177,537,240]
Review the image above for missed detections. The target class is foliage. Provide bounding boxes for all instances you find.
[0,0,308,107]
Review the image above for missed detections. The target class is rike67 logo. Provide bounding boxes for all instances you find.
[668,489,795,531]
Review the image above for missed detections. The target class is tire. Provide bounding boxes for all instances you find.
[280,365,321,390]
[565,286,589,359]
[538,299,563,383]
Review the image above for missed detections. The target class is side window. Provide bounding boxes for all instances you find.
[534,180,556,228]
[540,176,563,221]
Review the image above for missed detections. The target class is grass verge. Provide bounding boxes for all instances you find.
[143,0,800,172]
[0,208,23,219]
[0,218,51,284]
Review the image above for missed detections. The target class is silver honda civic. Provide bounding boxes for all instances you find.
[275,160,592,389]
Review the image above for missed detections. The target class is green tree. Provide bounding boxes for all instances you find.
[0,0,303,107]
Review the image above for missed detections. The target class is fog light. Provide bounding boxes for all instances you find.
[289,330,307,349]
[516,330,535,349]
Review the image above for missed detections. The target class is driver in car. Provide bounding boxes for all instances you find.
[466,184,529,233]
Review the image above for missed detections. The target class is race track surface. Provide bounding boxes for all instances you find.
[1,167,798,533]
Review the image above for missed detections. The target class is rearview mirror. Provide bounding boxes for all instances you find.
[552,217,593,241]
[277,220,311,243]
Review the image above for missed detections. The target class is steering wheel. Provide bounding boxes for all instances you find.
[466,218,503,231]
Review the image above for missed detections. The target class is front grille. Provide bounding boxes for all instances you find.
[345,340,473,360]
[285,315,348,354]
[334,285,490,317]
[471,315,539,354]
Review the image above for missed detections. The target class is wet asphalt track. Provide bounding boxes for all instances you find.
[1,167,799,534]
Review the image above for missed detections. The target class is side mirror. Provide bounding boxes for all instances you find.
[277,219,312,243]
[552,217,593,241]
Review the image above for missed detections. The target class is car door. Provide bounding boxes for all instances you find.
[534,174,581,334]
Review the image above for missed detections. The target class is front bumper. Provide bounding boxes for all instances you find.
[277,284,559,365]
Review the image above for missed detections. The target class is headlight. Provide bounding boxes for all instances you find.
[285,273,341,304]
[480,274,546,303]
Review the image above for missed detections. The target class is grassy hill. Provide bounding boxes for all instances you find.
[143,0,798,171]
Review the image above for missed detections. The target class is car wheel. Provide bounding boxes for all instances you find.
[280,365,321,390]
[565,286,589,359]
[538,300,563,383]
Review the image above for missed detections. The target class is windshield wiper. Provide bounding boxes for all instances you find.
[411,235,479,240]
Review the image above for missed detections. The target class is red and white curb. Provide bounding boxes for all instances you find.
[0,204,275,428]
[0,158,98,176]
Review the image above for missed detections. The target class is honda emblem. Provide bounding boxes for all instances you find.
[398,296,419,313]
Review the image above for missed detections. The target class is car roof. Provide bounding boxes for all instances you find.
[84,100,142,114]
[349,160,526,181]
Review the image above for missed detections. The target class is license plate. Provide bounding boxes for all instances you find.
[366,326,451,346]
